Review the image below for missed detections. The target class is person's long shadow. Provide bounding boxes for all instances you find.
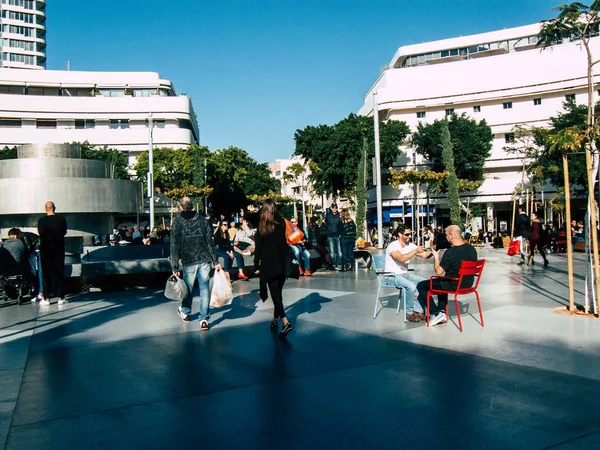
[208,288,259,328]
[284,292,333,326]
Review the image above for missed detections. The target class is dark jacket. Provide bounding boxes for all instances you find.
[170,211,218,270]
[38,214,67,253]
[253,219,288,281]
[514,212,531,238]
[21,232,40,253]
[214,230,233,252]
[325,209,341,238]
[338,219,356,239]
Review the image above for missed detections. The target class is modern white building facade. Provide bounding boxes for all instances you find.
[0,68,199,161]
[0,0,46,69]
[358,23,600,229]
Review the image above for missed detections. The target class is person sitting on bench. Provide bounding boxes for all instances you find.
[0,228,28,277]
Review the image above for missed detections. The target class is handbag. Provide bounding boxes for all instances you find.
[164,275,189,302]
[507,238,520,256]
[285,219,305,245]
[210,269,233,307]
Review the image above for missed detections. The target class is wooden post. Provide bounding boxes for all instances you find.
[584,149,600,316]
[563,154,575,312]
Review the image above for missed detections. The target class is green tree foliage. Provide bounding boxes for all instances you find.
[440,122,462,225]
[529,102,595,194]
[294,113,410,196]
[0,146,17,160]
[134,146,199,191]
[208,146,280,217]
[412,113,493,182]
[76,141,130,179]
[355,136,368,239]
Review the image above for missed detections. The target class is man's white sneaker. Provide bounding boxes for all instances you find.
[177,306,190,322]
[429,312,447,326]
[40,299,51,306]
[58,298,68,305]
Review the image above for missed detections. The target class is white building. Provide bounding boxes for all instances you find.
[0,68,199,161]
[0,0,46,69]
[358,23,600,229]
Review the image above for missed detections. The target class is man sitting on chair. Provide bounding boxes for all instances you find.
[416,224,478,326]
[385,224,431,322]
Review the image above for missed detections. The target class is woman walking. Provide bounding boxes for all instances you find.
[338,209,357,271]
[254,199,293,337]
[528,211,549,266]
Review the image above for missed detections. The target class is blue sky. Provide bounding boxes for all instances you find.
[47,0,560,163]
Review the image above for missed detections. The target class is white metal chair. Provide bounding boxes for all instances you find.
[372,255,407,321]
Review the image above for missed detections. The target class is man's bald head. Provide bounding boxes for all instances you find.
[446,225,462,239]
[44,201,56,215]
[179,196,193,211]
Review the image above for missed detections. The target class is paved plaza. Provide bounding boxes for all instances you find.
[1,247,600,449]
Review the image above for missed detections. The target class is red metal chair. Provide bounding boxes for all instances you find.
[426,259,486,332]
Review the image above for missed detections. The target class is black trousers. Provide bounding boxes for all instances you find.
[417,278,448,316]
[41,250,65,299]
[267,274,286,319]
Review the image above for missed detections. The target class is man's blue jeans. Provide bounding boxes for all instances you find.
[29,250,43,296]
[392,273,425,314]
[327,236,342,268]
[181,263,211,321]
[290,244,311,271]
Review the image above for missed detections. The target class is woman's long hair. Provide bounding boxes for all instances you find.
[258,199,278,235]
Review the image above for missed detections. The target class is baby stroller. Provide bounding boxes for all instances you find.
[0,249,31,304]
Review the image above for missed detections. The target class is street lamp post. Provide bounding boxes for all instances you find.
[204,154,207,215]
[373,91,383,249]
[147,113,155,231]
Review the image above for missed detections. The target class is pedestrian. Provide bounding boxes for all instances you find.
[528,211,549,266]
[253,199,293,337]
[20,230,44,302]
[37,201,68,305]
[170,196,221,331]
[513,206,530,266]
[338,209,357,271]
[325,202,342,270]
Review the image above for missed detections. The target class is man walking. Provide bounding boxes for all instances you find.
[37,201,68,305]
[513,205,530,266]
[325,202,342,270]
[170,196,221,331]
[385,224,430,322]
[416,225,478,326]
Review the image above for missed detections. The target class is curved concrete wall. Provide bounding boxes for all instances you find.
[19,143,81,159]
[0,158,112,180]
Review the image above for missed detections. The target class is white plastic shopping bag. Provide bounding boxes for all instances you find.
[164,274,189,302]
[210,269,233,307]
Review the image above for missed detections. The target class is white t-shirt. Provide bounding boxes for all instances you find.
[385,240,417,274]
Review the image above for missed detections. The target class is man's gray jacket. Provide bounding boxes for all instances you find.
[170,211,218,271]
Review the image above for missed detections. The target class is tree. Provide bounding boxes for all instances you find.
[503,125,543,194]
[282,161,317,232]
[539,1,600,316]
[76,142,130,179]
[355,137,368,239]
[134,146,198,191]
[412,113,493,183]
[208,146,280,217]
[529,102,592,193]
[440,122,462,225]
[0,146,17,160]
[294,113,410,196]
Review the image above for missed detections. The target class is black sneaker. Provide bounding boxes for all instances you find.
[279,322,292,337]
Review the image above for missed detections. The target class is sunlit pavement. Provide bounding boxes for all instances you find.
[1,247,599,449]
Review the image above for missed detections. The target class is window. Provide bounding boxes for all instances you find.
[416,111,426,118]
[503,102,513,109]
[533,98,542,106]
[445,108,454,116]
[75,119,95,129]
[0,85,24,95]
[473,105,481,112]
[146,119,165,128]
[36,119,56,129]
[0,118,21,128]
[565,94,576,102]
[504,133,515,144]
[109,119,129,129]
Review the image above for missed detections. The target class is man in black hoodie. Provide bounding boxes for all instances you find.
[513,205,530,266]
[170,197,220,331]
[325,202,342,270]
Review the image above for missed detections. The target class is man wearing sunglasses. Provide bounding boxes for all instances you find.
[385,224,430,322]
